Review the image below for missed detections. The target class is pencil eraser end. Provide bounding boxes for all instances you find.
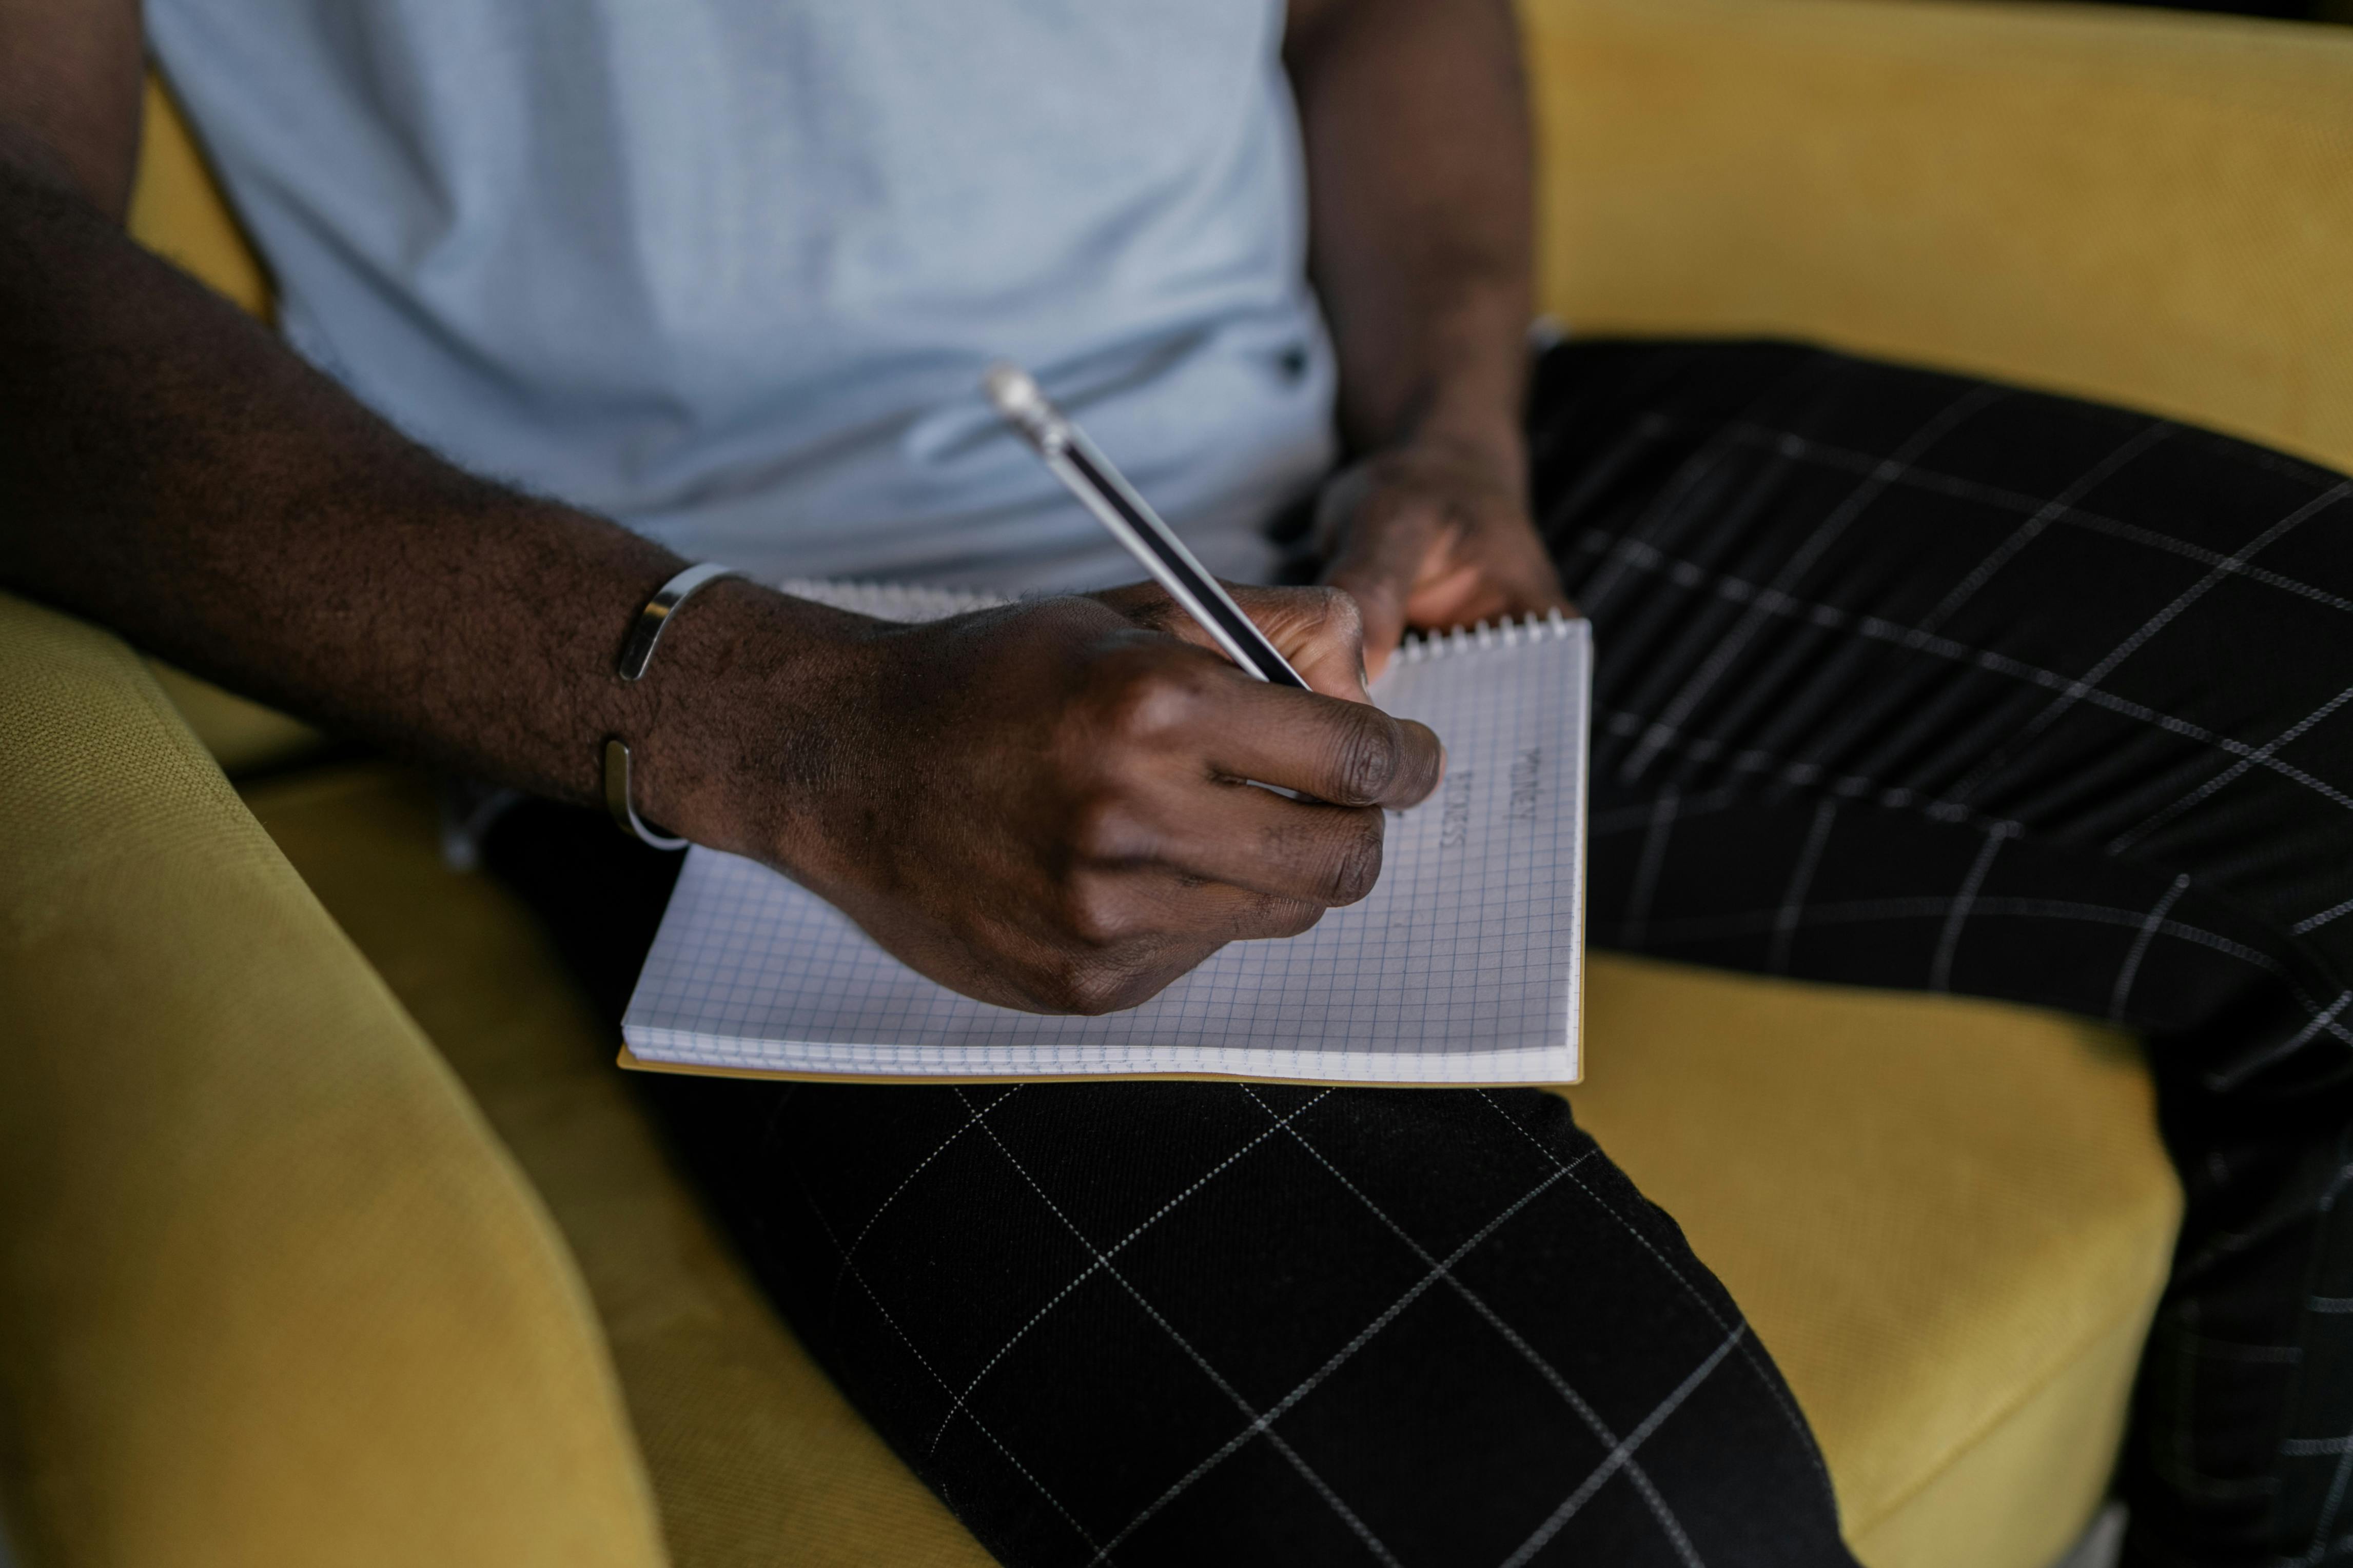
[984,362,1065,452]
[983,362,1043,419]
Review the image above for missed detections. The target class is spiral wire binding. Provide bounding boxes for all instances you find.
[1395,607,1579,666]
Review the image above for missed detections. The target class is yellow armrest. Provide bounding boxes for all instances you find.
[1523,0,2353,477]
[0,591,665,1567]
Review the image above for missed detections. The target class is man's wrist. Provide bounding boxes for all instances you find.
[611,579,853,863]
[1398,406,1526,486]
[1363,291,1532,481]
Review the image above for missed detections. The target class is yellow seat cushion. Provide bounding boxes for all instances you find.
[246,765,2179,1568]
[1572,963,2178,1568]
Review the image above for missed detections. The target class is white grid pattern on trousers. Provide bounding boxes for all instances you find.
[624,612,1591,1084]
[1538,343,2353,1564]
[790,1081,1742,1568]
[1233,1085,1716,1566]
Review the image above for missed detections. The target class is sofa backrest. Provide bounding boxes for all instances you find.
[1526,0,2353,479]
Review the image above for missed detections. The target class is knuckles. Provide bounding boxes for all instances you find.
[1295,584,1365,653]
[1028,945,1178,1016]
[1324,709,1405,807]
[1088,653,1214,748]
[1055,869,1147,949]
[1316,811,1387,905]
[1052,965,1154,1017]
[1259,898,1328,940]
[1067,794,1146,864]
[1238,584,1366,682]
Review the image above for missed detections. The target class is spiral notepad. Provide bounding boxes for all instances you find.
[621,582,1590,1086]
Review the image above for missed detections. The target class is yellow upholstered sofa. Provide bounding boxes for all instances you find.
[14,0,2353,1562]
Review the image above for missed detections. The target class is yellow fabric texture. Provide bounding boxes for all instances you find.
[141,660,323,778]
[1522,0,2353,479]
[1571,960,2178,1567]
[244,767,2178,1568]
[125,74,269,320]
[243,768,992,1568]
[0,593,668,1568]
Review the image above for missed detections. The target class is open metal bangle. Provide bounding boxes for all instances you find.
[602,737,688,851]
[604,562,743,849]
[617,561,745,682]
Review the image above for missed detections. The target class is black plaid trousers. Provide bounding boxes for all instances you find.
[490,339,2353,1567]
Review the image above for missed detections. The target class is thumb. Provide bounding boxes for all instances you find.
[1319,492,1443,682]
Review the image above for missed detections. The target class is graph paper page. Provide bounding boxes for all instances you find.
[624,609,1589,1085]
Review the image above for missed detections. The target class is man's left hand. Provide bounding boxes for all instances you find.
[1316,435,1573,678]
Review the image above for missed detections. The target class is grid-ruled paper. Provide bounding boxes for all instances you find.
[623,601,1590,1085]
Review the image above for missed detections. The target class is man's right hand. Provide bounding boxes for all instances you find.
[645,583,1444,1016]
[0,113,1436,1019]
[0,0,1441,1020]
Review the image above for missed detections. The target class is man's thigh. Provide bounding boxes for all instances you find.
[1527,338,2353,1562]
[483,802,1856,1567]
[1533,338,2353,1077]
[642,1070,1854,1568]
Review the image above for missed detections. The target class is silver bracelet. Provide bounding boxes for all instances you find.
[603,562,744,849]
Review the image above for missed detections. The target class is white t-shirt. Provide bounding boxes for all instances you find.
[145,0,1338,590]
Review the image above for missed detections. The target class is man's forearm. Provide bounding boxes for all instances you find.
[0,147,1455,1019]
[0,152,840,831]
[1285,0,1535,466]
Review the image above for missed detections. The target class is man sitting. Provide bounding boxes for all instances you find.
[7,2,2351,1562]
